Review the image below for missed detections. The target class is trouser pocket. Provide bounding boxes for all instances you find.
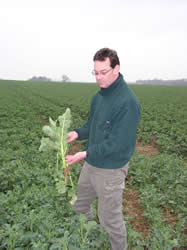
[104,177,125,192]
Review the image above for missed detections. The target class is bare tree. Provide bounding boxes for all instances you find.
[62,75,70,82]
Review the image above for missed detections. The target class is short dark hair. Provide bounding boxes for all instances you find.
[93,48,120,68]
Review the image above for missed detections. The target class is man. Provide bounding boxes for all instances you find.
[65,48,141,250]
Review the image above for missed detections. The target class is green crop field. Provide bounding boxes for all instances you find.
[0,80,186,249]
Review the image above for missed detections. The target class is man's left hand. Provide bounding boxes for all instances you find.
[65,151,87,165]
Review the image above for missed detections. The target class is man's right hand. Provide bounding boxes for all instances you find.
[67,131,78,143]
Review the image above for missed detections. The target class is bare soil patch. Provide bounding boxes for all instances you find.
[67,141,83,155]
[161,206,178,229]
[40,115,48,126]
[136,137,160,158]
[123,188,150,238]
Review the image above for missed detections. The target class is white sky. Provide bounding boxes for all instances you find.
[0,0,187,82]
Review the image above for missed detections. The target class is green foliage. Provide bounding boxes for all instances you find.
[0,161,110,249]
[125,220,145,250]
[128,152,186,248]
[131,85,187,160]
[39,109,71,152]
[39,108,77,205]
[0,80,186,249]
[129,153,186,213]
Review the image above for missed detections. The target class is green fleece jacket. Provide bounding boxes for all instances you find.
[75,73,141,169]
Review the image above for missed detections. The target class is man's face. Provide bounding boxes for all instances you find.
[94,57,120,88]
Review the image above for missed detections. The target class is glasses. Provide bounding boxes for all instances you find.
[92,68,113,76]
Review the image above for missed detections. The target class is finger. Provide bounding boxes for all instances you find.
[67,161,73,165]
[67,138,73,143]
[67,157,79,165]
[65,155,73,160]
[67,160,75,165]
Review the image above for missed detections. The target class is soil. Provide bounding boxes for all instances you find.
[136,137,160,158]
[161,205,178,229]
[67,141,83,155]
[123,188,150,238]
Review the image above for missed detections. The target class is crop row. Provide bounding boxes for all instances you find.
[0,80,186,249]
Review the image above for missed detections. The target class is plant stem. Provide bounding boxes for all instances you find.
[56,152,59,171]
[60,118,67,169]
[69,175,74,189]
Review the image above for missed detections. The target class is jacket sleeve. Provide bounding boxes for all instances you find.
[87,100,141,161]
[74,95,96,140]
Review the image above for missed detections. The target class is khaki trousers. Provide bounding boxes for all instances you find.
[72,161,129,250]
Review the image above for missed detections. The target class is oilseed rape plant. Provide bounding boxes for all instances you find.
[0,80,186,249]
[39,108,77,205]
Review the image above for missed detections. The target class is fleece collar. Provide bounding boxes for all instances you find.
[99,73,125,96]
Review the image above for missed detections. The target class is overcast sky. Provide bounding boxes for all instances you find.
[1,0,187,82]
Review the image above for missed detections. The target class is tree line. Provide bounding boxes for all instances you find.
[28,75,71,82]
[135,79,187,86]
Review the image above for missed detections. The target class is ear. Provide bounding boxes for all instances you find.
[113,65,120,75]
